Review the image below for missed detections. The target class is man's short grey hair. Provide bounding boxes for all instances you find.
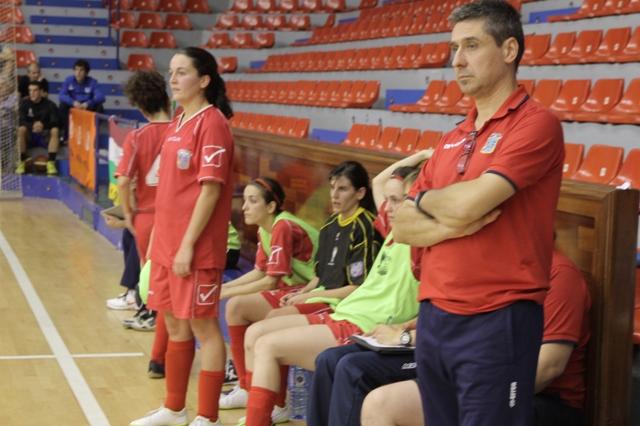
[449,0,525,70]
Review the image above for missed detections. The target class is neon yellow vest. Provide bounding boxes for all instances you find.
[258,211,319,286]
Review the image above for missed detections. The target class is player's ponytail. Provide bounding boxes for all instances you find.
[180,47,233,119]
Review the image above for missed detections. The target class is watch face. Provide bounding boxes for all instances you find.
[400,331,411,345]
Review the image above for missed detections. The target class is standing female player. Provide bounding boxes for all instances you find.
[113,70,172,379]
[130,47,234,426]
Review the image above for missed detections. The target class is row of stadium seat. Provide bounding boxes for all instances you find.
[228,0,377,14]
[105,0,210,13]
[120,30,177,48]
[522,27,640,65]
[307,11,453,43]
[391,78,640,125]
[259,41,449,72]
[214,12,321,31]
[226,80,380,108]
[344,124,443,153]
[125,53,237,72]
[203,32,275,49]
[548,0,640,21]
[0,25,34,43]
[229,111,310,138]
[111,11,193,29]
[0,6,24,25]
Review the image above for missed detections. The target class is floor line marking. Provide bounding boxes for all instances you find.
[0,352,145,360]
[0,230,110,426]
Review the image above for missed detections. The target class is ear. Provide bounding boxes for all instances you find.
[199,74,211,90]
[502,36,519,66]
[356,186,366,201]
[266,200,277,215]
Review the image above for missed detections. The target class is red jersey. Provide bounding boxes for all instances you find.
[408,86,564,314]
[542,251,591,409]
[115,121,169,213]
[373,202,391,239]
[255,219,314,277]
[151,105,234,270]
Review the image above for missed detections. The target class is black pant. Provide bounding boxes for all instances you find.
[534,394,584,426]
[120,228,140,290]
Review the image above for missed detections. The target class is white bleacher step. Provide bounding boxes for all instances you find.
[22,5,109,19]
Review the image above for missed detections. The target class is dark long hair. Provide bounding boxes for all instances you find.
[249,176,286,214]
[329,161,377,214]
[179,47,233,119]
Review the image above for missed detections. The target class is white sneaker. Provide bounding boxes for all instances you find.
[219,385,248,409]
[236,404,290,425]
[107,289,138,310]
[129,406,188,426]
[188,416,221,426]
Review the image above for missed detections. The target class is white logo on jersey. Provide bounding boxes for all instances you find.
[202,145,226,168]
[196,283,218,306]
[509,381,518,408]
[167,135,181,143]
[328,246,338,266]
[268,246,283,265]
[145,155,160,186]
[443,138,467,150]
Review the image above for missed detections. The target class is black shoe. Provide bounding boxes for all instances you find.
[224,358,238,384]
[148,360,165,379]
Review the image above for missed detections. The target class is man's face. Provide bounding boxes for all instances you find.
[27,64,40,81]
[74,66,87,83]
[28,85,42,103]
[450,19,513,98]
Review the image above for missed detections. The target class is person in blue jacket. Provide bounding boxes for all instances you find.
[58,59,106,140]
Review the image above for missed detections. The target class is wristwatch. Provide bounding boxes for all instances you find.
[399,329,412,346]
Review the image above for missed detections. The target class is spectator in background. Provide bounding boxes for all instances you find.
[17,81,60,175]
[18,62,49,98]
[58,59,105,140]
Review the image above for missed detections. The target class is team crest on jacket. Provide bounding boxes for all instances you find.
[480,132,502,154]
[176,148,192,170]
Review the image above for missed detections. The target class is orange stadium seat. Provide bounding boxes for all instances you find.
[256,0,276,13]
[518,79,535,95]
[396,43,420,69]
[127,53,155,70]
[520,33,550,65]
[1,25,34,43]
[571,78,624,122]
[231,33,256,48]
[425,42,451,67]
[255,32,275,48]
[531,79,562,108]
[416,130,443,151]
[112,11,137,28]
[121,30,149,47]
[137,12,164,28]
[205,32,230,48]
[597,0,630,15]
[242,14,264,30]
[344,81,380,108]
[231,0,254,13]
[215,13,238,30]
[359,124,381,148]
[265,15,287,30]
[165,14,192,29]
[394,128,421,153]
[149,31,177,48]
[132,0,158,10]
[302,0,324,12]
[158,0,184,12]
[280,0,300,12]
[383,45,406,69]
[290,118,309,138]
[549,79,591,121]
[534,31,576,65]
[343,124,367,146]
[15,49,35,68]
[624,0,640,12]
[616,26,640,62]
[429,81,463,114]
[548,0,605,21]
[588,26,631,62]
[571,144,624,184]
[290,14,311,30]
[1,7,24,25]
[562,29,602,64]
[605,78,640,124]
[563,143,584,178]
[377,126,401,151]
[107,0,131,9]
[609,149,640,189]
[390,79,446,113]
[326,0,346,11]
[184,0,208,12]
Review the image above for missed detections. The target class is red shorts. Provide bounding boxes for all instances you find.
[261,284,305,308]
[306,312,363,345]
[133,212,154,263]
[147,263,222,319]
[294,303,332,315]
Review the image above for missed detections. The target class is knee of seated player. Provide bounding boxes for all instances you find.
[362,387,393,424]
[266,306,297,319]
[245,321,265,353]
[254,333,285,361]
[335,353,367,382]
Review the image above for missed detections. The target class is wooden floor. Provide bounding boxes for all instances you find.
[0,198,298,426]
